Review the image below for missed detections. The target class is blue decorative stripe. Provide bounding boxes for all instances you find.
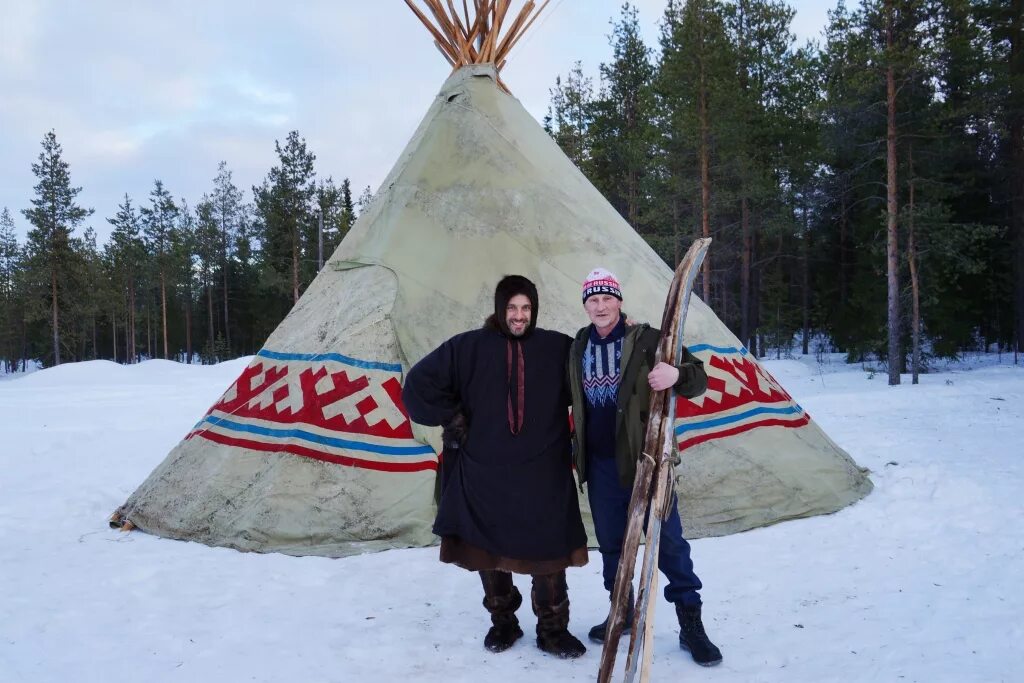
[675,405,803,435]
[686,344,748,356]
[257,349,403,373]
[199,415,435,457]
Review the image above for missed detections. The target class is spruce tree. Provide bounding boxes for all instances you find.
[545,61,594,169]
[106,195,145,363]
[211,161,244,352]
[21,131,92,366]
[194,196,220,363]
[140,180,179,360]
[173,201,198,362]
[253,131,316,310]
[590,3,657,233]
[77,225,105,360]
[0,209,20,372]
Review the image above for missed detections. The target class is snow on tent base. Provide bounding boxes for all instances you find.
[111,65,872,557]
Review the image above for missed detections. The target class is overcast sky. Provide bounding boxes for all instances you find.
[0,1,833,244]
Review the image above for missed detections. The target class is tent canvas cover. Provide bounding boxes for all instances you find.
[112,63,872,557]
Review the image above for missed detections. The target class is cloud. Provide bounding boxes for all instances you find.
[0,1,826,244]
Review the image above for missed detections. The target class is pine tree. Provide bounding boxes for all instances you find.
[173,201,198,363]
[76,225,105,360]
[979,0,1024,353]
[723,0,797,350]
[589,3,658,233]
[357,186,374,213]
[341,178,356,235]
[545,61,594,168]
[194,196,220,362]
[657,0,735,300]
[211,161,244,353]
[21,131,93,366]
[316,177,353,267]
[253,131,317,308]
[0,209,21,372]
[140,180,179,360]
[106,195,145,363]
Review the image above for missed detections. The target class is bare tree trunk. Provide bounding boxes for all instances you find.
[719,269,728,324]
[885,1,901,386]
[51,270,60,365]
[802,204,810,356]
[112,311,117,363]
[20,315,27,371]
[627,170,638,229]
[672,196,681,266]
[908,145,921,384]
[160,270,168,360]
[124,290,130,363]
[839,187,848,309]
[128,282,136,364]
[92,315,97,360]
[292,228,300,305]
[750,223,761,356]
[1011,0,1024,359]
[699,79,712,304]
[741,195,751,348]
[184,293,192,364]
[222,223,231,353]
[207,282,215,358]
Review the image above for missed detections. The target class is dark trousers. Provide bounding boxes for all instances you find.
[586,453,702,606]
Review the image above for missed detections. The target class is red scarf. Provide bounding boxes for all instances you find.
[506,339,525,435]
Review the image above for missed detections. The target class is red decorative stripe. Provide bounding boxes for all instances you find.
[192,430,438,473]
[677,414,811,451]
[506,339,524,435]
[516,342,525,433]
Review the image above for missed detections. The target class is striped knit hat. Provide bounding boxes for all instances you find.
[582,267,622,303]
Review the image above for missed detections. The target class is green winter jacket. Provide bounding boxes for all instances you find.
[568,322,708,488]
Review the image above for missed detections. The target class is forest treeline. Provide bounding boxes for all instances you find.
[546,0,1021,382]
[1,0,1020,383]
[0,130,372,371]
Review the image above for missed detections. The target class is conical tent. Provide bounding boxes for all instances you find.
[112,6,871,557]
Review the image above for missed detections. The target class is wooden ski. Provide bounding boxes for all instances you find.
[597,237,712,683]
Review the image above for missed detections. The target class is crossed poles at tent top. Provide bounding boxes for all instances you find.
[404,0,551,93]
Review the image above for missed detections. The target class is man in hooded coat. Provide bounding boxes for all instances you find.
[402,275,589,659]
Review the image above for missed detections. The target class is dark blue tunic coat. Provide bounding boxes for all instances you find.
[402,326,587,563]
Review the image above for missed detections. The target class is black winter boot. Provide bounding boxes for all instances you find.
[480,570,524,653]
[588,587,635,644]
[676,603,722,667]
[531,571,587,659]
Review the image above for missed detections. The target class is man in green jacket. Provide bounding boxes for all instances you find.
[568,268,723,667]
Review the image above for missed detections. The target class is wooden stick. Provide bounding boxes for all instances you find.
[624,463,671,682]
[597,452,657,683]
[445,0,473,64]
[597,238,712,683]
[446,0,468,39]
[494,0,550,65]
[434,39,457,66]
[423,0,457,40]
[493,0,514,49]
[482,0,507,61]
[492,0,534,65]
[405,0,461,63]
[464,0,490,60]
[422,0,464,61]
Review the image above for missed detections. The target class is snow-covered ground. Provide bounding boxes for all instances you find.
[1,354,1021,682]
